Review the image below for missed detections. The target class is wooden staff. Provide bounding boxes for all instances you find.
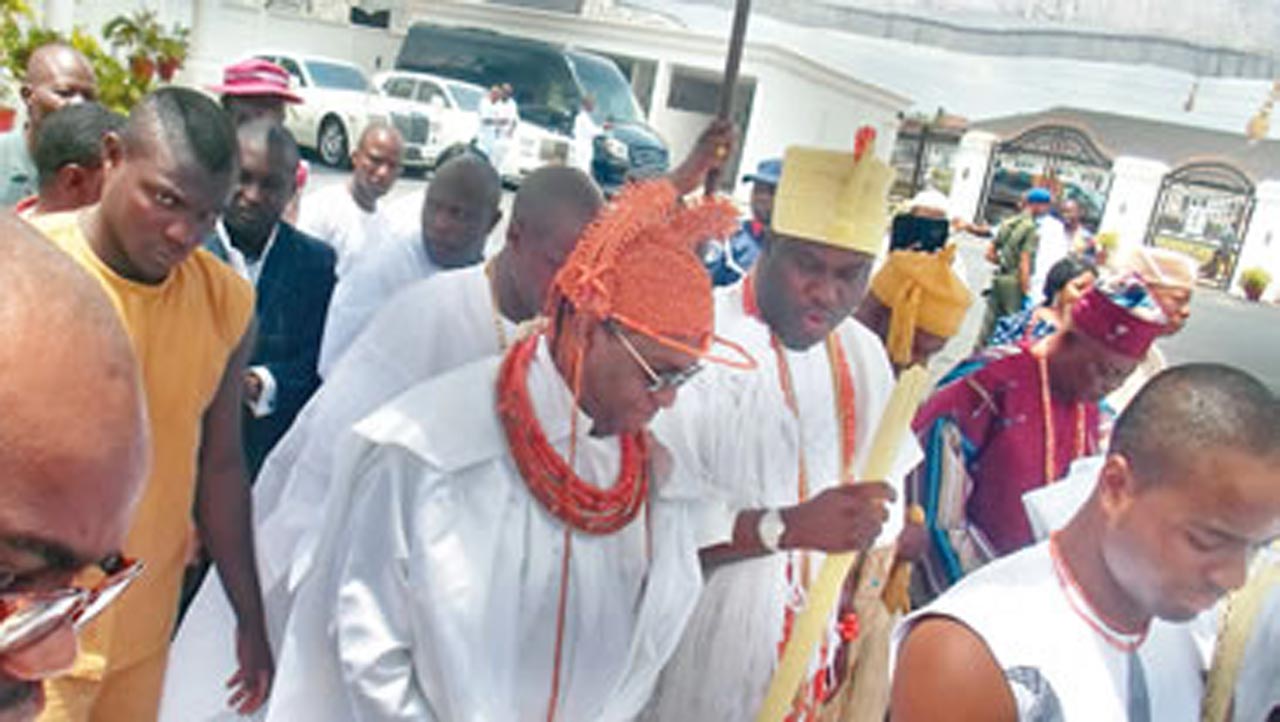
[705,0,752,196]
[755,366,932,722]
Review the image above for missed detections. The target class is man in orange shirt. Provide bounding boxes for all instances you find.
[32,88,271,722]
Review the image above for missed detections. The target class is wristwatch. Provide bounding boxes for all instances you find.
[757,509,786,553]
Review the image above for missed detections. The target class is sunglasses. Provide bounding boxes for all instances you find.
[612,326,703,393]
[0,554,142,655]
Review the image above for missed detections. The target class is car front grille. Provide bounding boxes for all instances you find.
[391,113,430,145]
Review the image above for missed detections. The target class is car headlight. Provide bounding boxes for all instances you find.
[601,136,628,161]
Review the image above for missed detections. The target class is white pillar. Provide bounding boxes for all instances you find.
[947,130,998,223]
[1231,180,1280,300]
[647,59,672,128]
[42,0,75,33]
[1098,156,1168,258]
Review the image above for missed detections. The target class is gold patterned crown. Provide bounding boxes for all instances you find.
[771,127,895,256]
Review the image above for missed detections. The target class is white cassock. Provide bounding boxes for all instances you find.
[644,281,922,722]
[159,265,514,722]
[318,228,443,377]
[262,337,704,721]
[296,183,398,278]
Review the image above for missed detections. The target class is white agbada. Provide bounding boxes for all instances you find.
[296,183,397,277]
[644,281,922,722]
[896,541,1203,721]
[159,265,514,722]
[318,227,444,377]
[262,337,704,721]
[1031,213,1068,299]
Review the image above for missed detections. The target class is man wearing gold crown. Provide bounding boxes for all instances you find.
[645,131,932,722]
[256,166,756,720]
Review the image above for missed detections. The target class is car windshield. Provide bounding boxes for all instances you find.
[566,52,640,125]
[305,60,370,92]
[449,84,484,112]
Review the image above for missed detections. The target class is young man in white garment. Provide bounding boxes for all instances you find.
[646,134,925,722]
[158,125,735,722]
[317,151,502,376]
[891,363,1280,722]
[295,122,403,276]
[260,164,752,721]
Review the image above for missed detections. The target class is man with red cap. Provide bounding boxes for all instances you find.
[911,273,1168,597]
[258,168,754,720]
[210,58,303,128]
[211,57,308,223]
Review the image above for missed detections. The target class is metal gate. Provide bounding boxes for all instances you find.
[979,124,1114,229]
[1145,161,1255,290]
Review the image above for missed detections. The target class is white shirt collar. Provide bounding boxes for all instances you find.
[216,220,281,286]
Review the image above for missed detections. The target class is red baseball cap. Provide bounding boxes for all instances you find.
[210,58,303,104]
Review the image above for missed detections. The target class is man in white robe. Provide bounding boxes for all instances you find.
[317,152,502,376]
[159,123,734,720]
[157,166,603,722]
[296,123,403,276]
[892,364,1280,722]
[646,137,925,721]
[262,173,746,721]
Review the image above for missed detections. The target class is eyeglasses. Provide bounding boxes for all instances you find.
[612,326,703,393]
[0,554,142,655]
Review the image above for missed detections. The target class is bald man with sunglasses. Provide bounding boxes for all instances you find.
[0,211,148,722]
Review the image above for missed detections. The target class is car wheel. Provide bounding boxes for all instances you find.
[318,117,350,168]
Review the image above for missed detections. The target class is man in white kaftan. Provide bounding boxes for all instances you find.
[297,124,404,276]
[159,166,605,722]
[265,338,705,721]
[648,284,920,721]
[317,152,502,376]
[260,175,745,721]
[646,139,923,721]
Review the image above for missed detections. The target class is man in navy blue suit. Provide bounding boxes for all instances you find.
[212,119,336,476]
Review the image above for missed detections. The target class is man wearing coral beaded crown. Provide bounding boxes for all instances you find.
[646,129,926,722]
[258,170,754,721]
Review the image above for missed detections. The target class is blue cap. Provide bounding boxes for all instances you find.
[1027,188,1053,204]
[743,158,782,186]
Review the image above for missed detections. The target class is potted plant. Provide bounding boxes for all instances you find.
[1240,267,1271,301]
[0,71,17,132]
[1,0,31,127]
[104,11,189,86]
[155,30,188,82]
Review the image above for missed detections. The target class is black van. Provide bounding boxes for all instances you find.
[396,23,669,190]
